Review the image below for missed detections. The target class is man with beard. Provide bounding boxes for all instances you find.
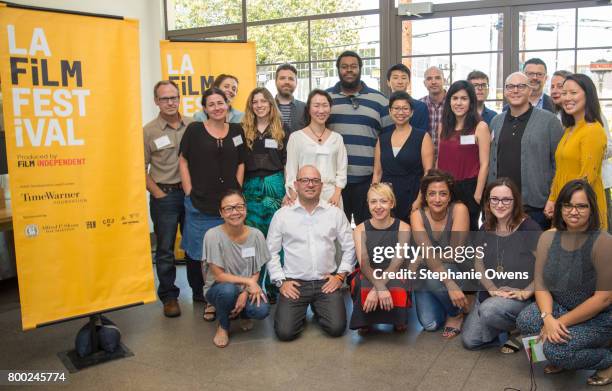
[275,63,306,134]
[326,51,393,225]
[523,58,554,113]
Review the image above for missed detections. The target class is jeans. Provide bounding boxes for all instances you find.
[414,265,463,331]
[461,296,530,350]
[525,205,550,230]
[205,282,270,331]
[275,279,346,341]
[150,189,184,302]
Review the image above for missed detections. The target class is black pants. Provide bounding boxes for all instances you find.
[274,279,346,341]
[455,177,480,231]
[341,180,371,225]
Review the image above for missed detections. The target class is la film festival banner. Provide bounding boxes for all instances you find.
[0,4,155,330]
[159,40,257,117]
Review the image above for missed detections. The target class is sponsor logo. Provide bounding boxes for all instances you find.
[24,224,39,238]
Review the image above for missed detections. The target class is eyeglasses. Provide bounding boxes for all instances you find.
[221,203,246,213]
[390,106,411,112]
[525,72,545,78]
[504,83,529,92]
[348,95,360,110]
[471,83,489,90]
[489,197,514,206]
[561,203,590,214]
[296,177,322,185]
[340,64,359,71]
[158,96,179,103]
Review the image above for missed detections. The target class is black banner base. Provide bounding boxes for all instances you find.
[57,343,133,373]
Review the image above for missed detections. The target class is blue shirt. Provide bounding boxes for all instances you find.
[481,105,497,126]
[410,99,430,134]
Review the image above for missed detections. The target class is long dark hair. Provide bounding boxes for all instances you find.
[560,74,603,128]
[482,178,527,232]
[440,80,481,140]
[552,179,600,231]
[304,89,333,126]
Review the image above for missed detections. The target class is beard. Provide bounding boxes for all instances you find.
[277,87,294,99]
[340,73,361,90]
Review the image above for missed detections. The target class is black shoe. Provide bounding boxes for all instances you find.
[192,293,206,303]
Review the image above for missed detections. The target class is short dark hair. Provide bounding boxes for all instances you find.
[419,169,456,208]
[304,89,333,126]
[154,80,179,98]
[389,91,413,109]
[523,58,547,72]
[560,73,603,128]
[552,179,600,231]
[386,63,411,81]
[219,189,246,209]
[466,70,489,84]
[336,50,362,69]
[201,87,228,107]
[275,63,298,79]
[213,74,239,88]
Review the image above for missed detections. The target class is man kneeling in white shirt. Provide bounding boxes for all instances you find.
[267,165,356,341]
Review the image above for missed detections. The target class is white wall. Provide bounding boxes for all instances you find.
[10,0,165,123]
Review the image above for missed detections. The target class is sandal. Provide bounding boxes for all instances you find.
[587,374,612,386]
[543,364,565,375]
[203,304,216,322]
[213,325,229,348]
[442,326,461,339]
[500,338,521,354]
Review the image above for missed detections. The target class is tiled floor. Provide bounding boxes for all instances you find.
[0,267,604,391]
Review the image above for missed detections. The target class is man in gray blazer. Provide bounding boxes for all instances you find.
[275,63,306,134]
[488,72,564,229]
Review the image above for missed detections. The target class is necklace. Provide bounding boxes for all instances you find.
[429,209,448,223]
[495,236,505,273]
[309,126,326,143]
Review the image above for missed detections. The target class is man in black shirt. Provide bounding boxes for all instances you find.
[274,64,306,134]
[488,72,563,229]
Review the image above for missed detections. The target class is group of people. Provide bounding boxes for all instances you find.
[143,51,611,386]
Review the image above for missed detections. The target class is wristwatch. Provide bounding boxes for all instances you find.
[540,311,549,320]
[275,279,285,288]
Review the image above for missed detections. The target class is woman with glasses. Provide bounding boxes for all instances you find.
[410,169,471,339]
[349,183,412,334]
[242,87,289,302]
[284,89,347,207]
[373,91,434,222]
[517,180,611,386]
[550,70,572,117]
[437,81,490,231]
[204,189,270,348]
[544,74,608,229]
[194,74,244,123]
[179,87,246,321]
[461,178,541,353]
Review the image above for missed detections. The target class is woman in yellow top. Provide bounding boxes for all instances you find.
[544,74,608,229]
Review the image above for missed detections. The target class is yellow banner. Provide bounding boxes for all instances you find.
[159,40,256,117]
[0,5,155,330]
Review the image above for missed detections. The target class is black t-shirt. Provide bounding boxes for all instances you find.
[497,105,533,192]
[179,122,246,215]
[245,124,290,178]
[476,217,542,289]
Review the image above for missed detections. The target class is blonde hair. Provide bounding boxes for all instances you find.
[242,87,285,150]
[368,183,396,208]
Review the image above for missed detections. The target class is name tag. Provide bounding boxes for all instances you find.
[154,135,172,149]
[265,139,278,149]
[241,247,256,258]
[316,145,330,155]
[460,135,476,145]
[233,135,244,147]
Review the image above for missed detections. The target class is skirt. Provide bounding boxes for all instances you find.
[243,171,285,236]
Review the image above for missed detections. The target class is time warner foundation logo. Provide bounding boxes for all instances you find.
[24,224,39,238]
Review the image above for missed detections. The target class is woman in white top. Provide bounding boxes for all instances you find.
[284,89,348,207]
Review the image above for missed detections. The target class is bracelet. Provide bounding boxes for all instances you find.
[334,274,345,282]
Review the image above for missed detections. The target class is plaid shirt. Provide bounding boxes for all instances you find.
[420,94,445,160]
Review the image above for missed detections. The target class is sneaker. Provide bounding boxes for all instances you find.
[163,299,181,317]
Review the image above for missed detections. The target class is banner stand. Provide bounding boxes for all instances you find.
[57,314,134,373]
